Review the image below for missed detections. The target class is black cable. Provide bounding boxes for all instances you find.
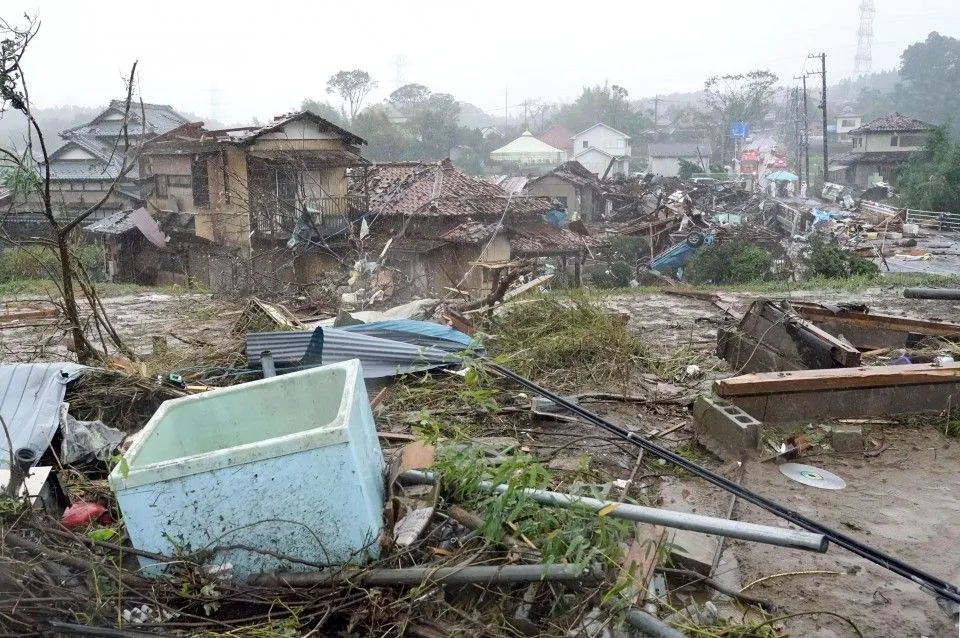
[485,361,960,605]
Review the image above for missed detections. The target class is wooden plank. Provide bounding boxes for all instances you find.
[0,307,59,323]
[503,274,553,302]
[620,524,666,604]
[659,287,720,303]
[791,302,960,338]
[766,302,861,367]
[715,362,960,397]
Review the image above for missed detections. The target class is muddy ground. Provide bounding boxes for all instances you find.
[3,285,959,636]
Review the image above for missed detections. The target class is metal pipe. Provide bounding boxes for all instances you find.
[260,350,276,378]
[252,563,603,588]
[904,288,960,301]
[5,447,37,498]
[400,470,827,553]
[484,360,960,604]
[625,609,687,638]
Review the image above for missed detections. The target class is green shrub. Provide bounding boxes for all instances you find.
[684,239,771,285]
[0,244,104,283]
[806,237,880,280]
[590,261,633,289]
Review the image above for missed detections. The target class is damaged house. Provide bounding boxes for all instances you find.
[523,161,606,221]
[139,111,368,292]
[29,101,190,217]
[351,160,594,299]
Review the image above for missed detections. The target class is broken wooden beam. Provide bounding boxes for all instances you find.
[714,362,960,397]
[790,302,960,347]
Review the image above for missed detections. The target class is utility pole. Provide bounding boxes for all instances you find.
[802,74,810,188]
[808,53,828,187]
[792,86,801,180]
[653,95,660,140]
[504,88,508,133]
[794,74,810,186]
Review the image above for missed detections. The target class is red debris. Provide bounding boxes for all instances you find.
[62,502,110,528]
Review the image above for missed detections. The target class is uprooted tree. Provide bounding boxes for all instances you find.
[0,16,140,364]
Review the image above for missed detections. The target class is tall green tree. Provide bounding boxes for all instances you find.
[556,83,651,140]
[389,83,431,116]
[699,70,778,160]
[899,32,960,130]
[300,98,345,125]
[898,125,960,214]
[326,70,377,121]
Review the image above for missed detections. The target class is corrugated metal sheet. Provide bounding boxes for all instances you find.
[339,320,477,350]
[246,327,469,378]
[0,363,87,469]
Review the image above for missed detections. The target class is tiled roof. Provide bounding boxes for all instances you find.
[832,150,916,165]
[507,222,597,254]
[536,125,574,153]
[440,221,498,244]
[848,113,934,134]
[526,160,602,190]
[63,100,189,138]
[360,160,553,218]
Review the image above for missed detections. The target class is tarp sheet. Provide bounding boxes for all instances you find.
[0,363,87,469]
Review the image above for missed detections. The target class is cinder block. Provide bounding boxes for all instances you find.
[668,529,719,577]
[693,394,762,462]
[831,424,864,453]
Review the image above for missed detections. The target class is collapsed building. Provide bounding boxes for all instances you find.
[347,160,594,300]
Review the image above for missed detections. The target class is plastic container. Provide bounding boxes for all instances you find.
[108,359,385,578]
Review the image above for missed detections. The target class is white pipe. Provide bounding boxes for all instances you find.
[400,470,827,553]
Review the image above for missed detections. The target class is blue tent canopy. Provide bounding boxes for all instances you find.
[767,170,799,182]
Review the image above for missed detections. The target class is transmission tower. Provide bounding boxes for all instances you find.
[853,0,875,77]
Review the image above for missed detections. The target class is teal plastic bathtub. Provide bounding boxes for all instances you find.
[108,359,385,578]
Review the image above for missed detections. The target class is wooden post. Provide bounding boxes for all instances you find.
[574,252,583,287]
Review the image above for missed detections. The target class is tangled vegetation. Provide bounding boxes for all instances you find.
[805,237,880,279]
[684,239,772,285]
[483,294,650,390]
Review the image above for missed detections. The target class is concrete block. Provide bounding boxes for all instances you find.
[831,425,864,453]
[668,529,719,577]
[692,394,762,462]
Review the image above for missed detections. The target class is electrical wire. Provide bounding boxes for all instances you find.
[483,359,960,605]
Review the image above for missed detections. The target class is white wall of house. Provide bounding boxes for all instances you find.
[853,131,929,153]
[572,125,631,158]
[648,155,703,177]
[574,148,629,177]
[56,146,99,160]
[259,120,343,141]
[836,116,862,136]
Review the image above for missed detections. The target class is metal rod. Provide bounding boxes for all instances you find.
[400,470,827,552]
[625,609,687,638]
[483,360,960,604]
[904,288,960,301]
[253,563,603,588]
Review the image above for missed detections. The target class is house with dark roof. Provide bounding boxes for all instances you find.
[28,100,190,216]
[828,113,934,187]
[139,110,368,293]
[349,160,594,298]
[523,161,606,221]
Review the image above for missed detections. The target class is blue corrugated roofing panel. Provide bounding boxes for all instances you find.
[0,363,87,469]
[339,320,477,350]
[246,327,467,378]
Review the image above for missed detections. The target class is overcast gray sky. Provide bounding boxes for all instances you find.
[7,0,958,124]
